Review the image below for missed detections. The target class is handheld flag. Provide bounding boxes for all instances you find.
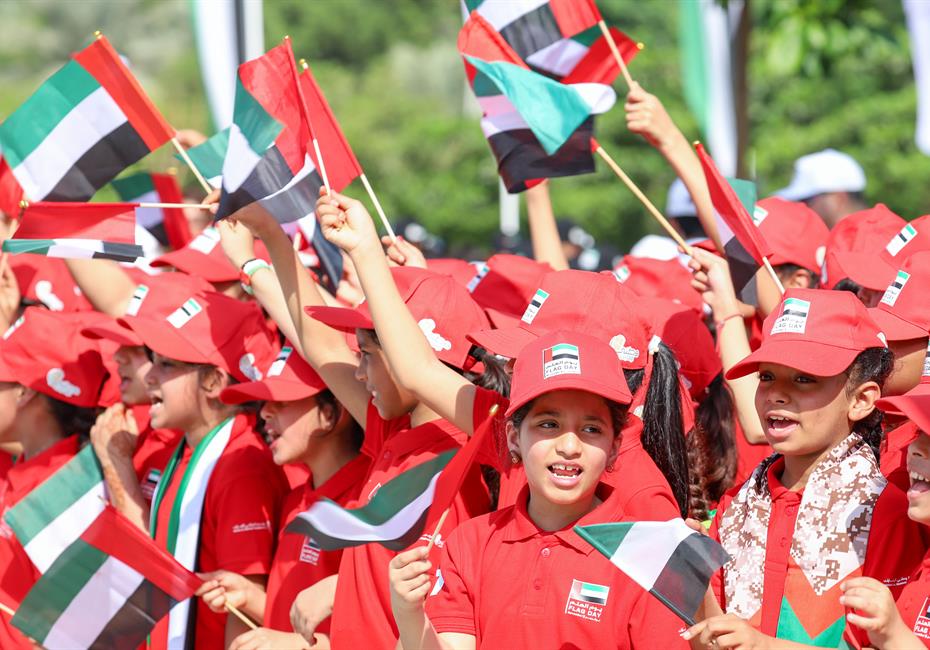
[12,506,201,650]
[286,405,497,550]
[176,130,227,188]
[575,519,730,625]
[0,151,23,216]
[0,35,173,202]
[3,202,144,262]
[112,172,193,250]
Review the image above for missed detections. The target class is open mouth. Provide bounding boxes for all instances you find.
[765,414,798,440]
[908,467,930,500]
[548,462,583,487]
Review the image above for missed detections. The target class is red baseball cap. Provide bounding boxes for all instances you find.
[822,204,905,290]
[868,251,930,342]
[610,256,703,313]
[468,270,650,370]
[0,308,110,407]
[754,197,829,272]
[426,258,480,287]
[878,219,930,270]
[727,288,887,380]
[306,267,490,371]
[466,254,552,319]
[221,344,327,404]
[507,329,633,417]
[876,346,930,433]
[118,290,279,383]
[151,227,271,283]
[10,255,93,313]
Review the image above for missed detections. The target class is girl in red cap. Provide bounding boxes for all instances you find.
[683,288,925,649]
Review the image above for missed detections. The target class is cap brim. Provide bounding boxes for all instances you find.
[484,307,521,330]
[726,339,863,380]
[877,383,930,435]
[220,377,322,405]
[832,251,895,290]
[466,326,536,359]
[775,181,814,202]
[305,305,373,332]
[506,377,632,417]
[82,322,143,347]
[868,308,928,342]
[118,316,212,365]
[150,252,238,283]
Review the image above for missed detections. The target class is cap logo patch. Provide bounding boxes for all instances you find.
[239,353,262,381]
[3,316,24,340]
[418,318,452,353]
[167,298,203,328]
[521,288,550,324]
[613,266,631,283]
[35,280,64,311]
[609,334,640,363]
[268,346,293,377]
[771,297,811,335]
[543,343,580,379]
[125,284,150,316]
[466,262,489,293]
[886,224,917,257]
[751,205,768,226]
[188,227,221,255]
[46,368,81,398]
[923,341,930,378]
[880,270,910,307]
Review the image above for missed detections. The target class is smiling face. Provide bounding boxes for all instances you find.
[907,430,930,524]
[114,345,152,406]
[509,390,619,528]
[260,396,324,465]
[354,329,417,420]
[144,352,205,431]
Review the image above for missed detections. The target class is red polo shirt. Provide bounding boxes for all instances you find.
[130,405,182,505]
[894,548,930,647]
[263,454,370,633]
[328,403,490,649]
[148,415,287,650]
[0,452,12,483]
[0,436,80,650]
[881,420,919,492]
[425,483,688,648]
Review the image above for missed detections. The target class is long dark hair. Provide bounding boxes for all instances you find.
[44,394,101,446]
[687,374,738,515]
[624,342,690,518]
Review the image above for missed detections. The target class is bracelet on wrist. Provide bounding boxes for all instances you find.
[715,312,743,331]
[239,258,272,295]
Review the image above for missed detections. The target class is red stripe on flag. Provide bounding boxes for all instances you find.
[548,0,601,38]
[562,27,639,86]
[299,65,363,192]
[150,173,192,250]
[0,156,23,216]
[459,12,529,81]
[73,37,173,151]
[81,506,201,601]
[17,202,137,242]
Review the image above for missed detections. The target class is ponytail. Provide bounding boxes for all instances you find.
[43,394,100,447]
[688,374,738,512]
[464,347,511,397]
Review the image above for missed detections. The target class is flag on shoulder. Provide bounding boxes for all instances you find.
[575,518,730,625]
[12,506,201,650]
[0,35,173,202]
[4,445,106,573]
[3,202,144,263]
[112,172,193,250]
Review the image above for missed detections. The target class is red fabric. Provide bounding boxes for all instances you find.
[73,36,173,150]
[149,416,288,650]
[881,421,919,491]
[130,405,182,506]
[755,198,829,272]
[562,26,639,85]
[282,462,311,490]
[0,156,22,216]
[263,455,369,633]
[548,0,600,37]
[10,255,93,313]
[0,452,12,484]
[425,483,687,648]
[459,13,527,75]
[15,202,136,242]
[329,407,490,649]
[150,173,192,250]
[893,549,930,647]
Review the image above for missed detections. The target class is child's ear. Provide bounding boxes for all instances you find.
[848,380,881,423]
[505,419,521,460]
[786,268,814,289]
[199,366,231,399]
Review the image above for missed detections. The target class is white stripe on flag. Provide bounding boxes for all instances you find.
[221,122,263,192]
[23,481,106,572]
[133,190,164,229]
[43,556,145,649]
[525,38,589,77]
[303,470,442,542]
[609,519,694,590]
[474,0,549,30]
[714,208,735,247]
[14,87,128,200]
[571,83,616,114]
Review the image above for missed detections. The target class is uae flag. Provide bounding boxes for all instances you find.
[112,172,192,250]
[2,202,144,262]
[695,143,772,298]
[575,519,730,625]
[0,35,173,203]
[4,445,106,573]
[287,405,496,550]
[178,129,226,188]
[0,149,24,216]
[11,507,201,650]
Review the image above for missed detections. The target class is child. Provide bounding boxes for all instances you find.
[195,345,368,650]
[686,288,925,649]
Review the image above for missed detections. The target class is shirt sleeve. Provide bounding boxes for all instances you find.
[424,527,477,637]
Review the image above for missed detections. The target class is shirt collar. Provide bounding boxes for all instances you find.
[382,417,467,460]
[765,456,803,503]
[309,455,371,502]
[618,416,643,453]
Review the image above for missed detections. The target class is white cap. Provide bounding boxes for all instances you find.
[629,234,679,261]
[666,178,697,218]
[776,149,866,201]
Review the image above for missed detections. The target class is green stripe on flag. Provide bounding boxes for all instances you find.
[112,172,155,201]
[471,70,504,98]
[12,539,108,643]
[5,446,102,545]
[574,521,635,558]
[232,79,282,156]
[726,177,757,216]
[571,25,601,47]
[0,60,101,169]
[2,239,53,256]
[180,128,229,181]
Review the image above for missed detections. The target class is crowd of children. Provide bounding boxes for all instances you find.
[2,82,930,650]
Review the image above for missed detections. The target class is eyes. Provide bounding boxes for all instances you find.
[758,370,816,385]
[531,417,607,437]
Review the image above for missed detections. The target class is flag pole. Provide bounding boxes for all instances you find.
[225,603,258,630]
[293,229,303,251]
[425,509,450,554]
[359,173,398,244]
[288,46,332,196]
[593,144,693,256]
[0,601,14,617]
[762,256,786,294]
[170,138,213,196]
[597,21,639,90]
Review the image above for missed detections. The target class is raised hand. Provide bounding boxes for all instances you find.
[389,545,433,615]
[195,570,254,614]
[383,235,427,269]
[315,187,379,256]
[625,82,679,152]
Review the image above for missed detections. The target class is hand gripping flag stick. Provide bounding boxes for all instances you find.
[225,603,258,630]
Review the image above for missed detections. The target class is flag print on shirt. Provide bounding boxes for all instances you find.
[912,597,930,641]
[299,536,322,566]
[543,342,580,378]
[565,579,610,623]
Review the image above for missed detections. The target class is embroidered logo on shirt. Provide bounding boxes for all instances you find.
[231,521,271,534]
[565,579,609,623]
[521,288,550,324]
[880,270,910,307]
[771,297,811,335]
[912,597,930,640]
[299,536,321,565]
[543,343,580,379]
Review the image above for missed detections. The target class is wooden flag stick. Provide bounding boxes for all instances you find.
[225,603,258,630]
[0,601,14,617]
[170,137,213,196]
[292,56,333,197]
[359,173,398,244]
[762,256,786,295]
[594,145,693,256]
[597,20,635,90]
[293,229,303,251]
[425,509,450,554]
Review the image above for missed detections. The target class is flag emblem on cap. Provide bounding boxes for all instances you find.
[886,224,918,257]
[751,205,768,226]
[613,266,631,283]
[522,288,550,324]
[881,271,910,307]
[167,298,203,329]
[565,579,609,622]
[188,227,221,255]
[466,262,490,293]
[543,343,580,379]
[268,346,293,377]
[771,297,811,335]
[124,284,150,316]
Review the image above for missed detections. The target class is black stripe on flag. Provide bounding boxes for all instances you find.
[88,581,178,650]
[258,167,324,225]
[722,238,760,304]
[649,533,731,626]
[781,308,807,318]
[216,144,299,220]
[488,118,595,194]
[93,242,146,263]
[551,352,578,361]
[288,504,430,553]
[45,122,151,202]
[499,3,563,61]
